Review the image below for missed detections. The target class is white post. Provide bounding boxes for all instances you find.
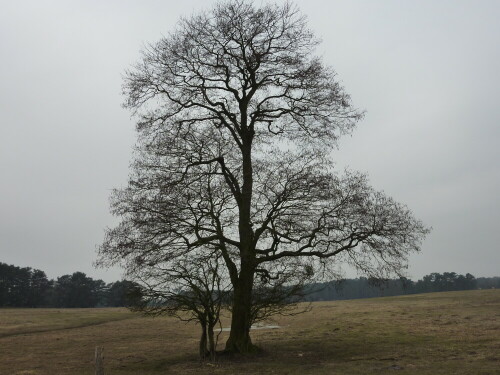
[95,346,104,375]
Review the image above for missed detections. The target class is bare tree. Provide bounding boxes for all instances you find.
[98,0,429,354]
[124,251,229,360]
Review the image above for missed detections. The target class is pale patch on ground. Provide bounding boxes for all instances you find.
[217,323,281,332]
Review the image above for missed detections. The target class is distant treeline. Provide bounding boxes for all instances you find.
[304,272,500,302]
[1,262,499,307]
[0,262,138,308]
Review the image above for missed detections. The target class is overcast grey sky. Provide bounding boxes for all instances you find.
[1,0,498,282]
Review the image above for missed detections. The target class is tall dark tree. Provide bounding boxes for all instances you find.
[105,280,142,307]
[53,272,105,308]
[99,0,429,353]
[27,269,51,307]
[0,263,50,307]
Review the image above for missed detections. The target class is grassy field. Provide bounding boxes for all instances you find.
[0,289,498,375]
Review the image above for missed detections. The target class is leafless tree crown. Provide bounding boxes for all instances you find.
[98,0,429,353]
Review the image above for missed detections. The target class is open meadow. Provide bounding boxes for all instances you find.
[0,289,498,375]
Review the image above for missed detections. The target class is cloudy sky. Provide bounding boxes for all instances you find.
[1,0,498,282]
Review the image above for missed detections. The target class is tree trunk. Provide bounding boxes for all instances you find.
[225,128,257,354]
[225,263,256,353]
[208,322,216,361]
[199,321,208,359]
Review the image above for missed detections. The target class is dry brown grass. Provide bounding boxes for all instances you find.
[1,289,499,374]
[0,308,132,339]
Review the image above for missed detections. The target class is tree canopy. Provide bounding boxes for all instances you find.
[98,0,429,354]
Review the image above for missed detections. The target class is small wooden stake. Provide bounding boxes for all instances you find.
[95,346,104,375]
